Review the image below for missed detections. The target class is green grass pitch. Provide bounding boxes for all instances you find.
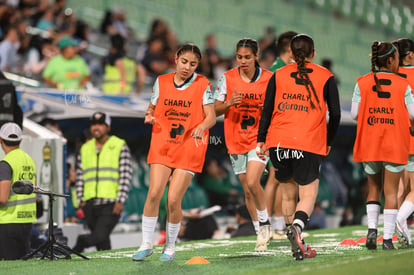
[3,225,414,274]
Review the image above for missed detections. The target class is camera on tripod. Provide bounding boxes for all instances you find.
[12,180,89,260]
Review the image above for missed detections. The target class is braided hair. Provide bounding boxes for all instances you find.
[176,43,202,61]
[392,38,414,66]
[371,41,396,91]
[236,38,260,67]
[290,34,320,110]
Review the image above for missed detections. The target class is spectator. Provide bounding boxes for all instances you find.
[24,36,58,78]
[201,34,221,80]
[102,34,146,95]
[141,36,168,81]
[308,201,326,229]
[0,123,37,260]
[198,158,240,210]
[0,25,20,72]
[73,112,132,252]
[226,205,256,238]
[178,208,219,241]
[110,6,133,39]
[42,35,90,90]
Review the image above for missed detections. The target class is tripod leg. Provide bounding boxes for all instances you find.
[40,242,56,260]
[21,241,49,260]
[55,242,89,260]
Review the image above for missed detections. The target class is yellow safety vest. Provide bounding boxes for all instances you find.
[102,57,136,95]
[0,148,36,224]
[80,136,125,201]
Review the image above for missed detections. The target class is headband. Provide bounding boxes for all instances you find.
[378,45,396,58]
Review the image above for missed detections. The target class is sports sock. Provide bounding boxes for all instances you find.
[257,208,269,223]
[253,221,259,233]
[383,209,398,240]
[273,216,286,231]
[293,211,308,233]
[140,216,157,250]
[164,222,180,254]
[397,201,414,225]
[366,202,381,229]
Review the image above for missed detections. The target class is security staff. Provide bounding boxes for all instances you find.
[73,112,131,252]
[0,122,37,260]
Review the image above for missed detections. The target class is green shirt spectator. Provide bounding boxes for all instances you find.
[43,36,90,90]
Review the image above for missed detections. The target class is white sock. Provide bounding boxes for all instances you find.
[383,209,398,240]
[253,221,259,233]
[293,219,305,233]
[273,216,286,231]
[164,222,180,254]
[257,208,269,223]
[366,204,380,229]
[397,201,414,224]
[140,216,157,250]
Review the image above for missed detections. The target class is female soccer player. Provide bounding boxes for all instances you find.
[257,34,341,260]
[215,38,273,251]
[132,43,216,261]
[352,41,414,250]
[392,38,414,247]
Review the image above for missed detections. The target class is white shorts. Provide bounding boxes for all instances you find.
[363,161,406,175]
[230,149,268,175]
[406,155,414,172]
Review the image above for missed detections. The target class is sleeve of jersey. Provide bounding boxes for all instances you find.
[257,73,276,143]
[214,75,227,102]
[203,83,215,105]
[150,77,160,105]
[404,85,414,120]
[324,77,341,146]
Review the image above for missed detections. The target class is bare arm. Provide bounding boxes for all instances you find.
[214,90,242,116]
[191,103,216,138]
[144,102,156,124]
[0,180,11,204]
[115,59,126,94]
[136,63,147,94]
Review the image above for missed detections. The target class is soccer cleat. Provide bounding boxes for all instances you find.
[132,249,153,261]
[160,247,176,261]
[286,225,305,261]
[304,244,316,259]
[395,221,412,248]
[382,239,397,250]
[365,228,377,250]
[255,224,271,251]
[272,229,287,240]
[160,252,176,261]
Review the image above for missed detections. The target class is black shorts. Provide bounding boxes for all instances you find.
[268,147,323,185]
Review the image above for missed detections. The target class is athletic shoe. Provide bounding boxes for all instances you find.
[255,224,271,251]
[382,239,397,250]
[160,247,176,261]
[304,244,316,259]
[286,225,305,261]
[395,221,412,248]
[272,229,287,240]
[365,228,377,250]
[132,249,153,261]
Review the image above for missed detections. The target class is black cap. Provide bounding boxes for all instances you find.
[90,112,111,126]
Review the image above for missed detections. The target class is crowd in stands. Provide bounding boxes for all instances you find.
[0,1,367,236]
[0,0,294,94]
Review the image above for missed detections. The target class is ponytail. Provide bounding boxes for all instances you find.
[291,34,320,110]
